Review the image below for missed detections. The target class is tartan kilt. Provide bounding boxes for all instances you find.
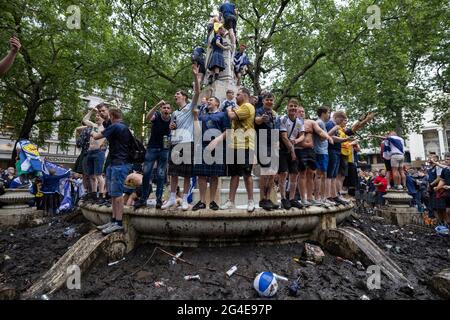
[168,142,194,177]
[168,161,193,177]
[193,162,226,177]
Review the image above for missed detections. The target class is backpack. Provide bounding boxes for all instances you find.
[128,130,146,164]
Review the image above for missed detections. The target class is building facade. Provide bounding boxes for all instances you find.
[0,89,127,169]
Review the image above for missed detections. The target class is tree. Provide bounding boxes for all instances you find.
[0,0,136,162]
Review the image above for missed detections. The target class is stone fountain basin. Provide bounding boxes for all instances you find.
[0,188,34,206]
[80,202,353,247]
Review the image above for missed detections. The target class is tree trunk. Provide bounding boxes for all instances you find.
[393,106,404,137]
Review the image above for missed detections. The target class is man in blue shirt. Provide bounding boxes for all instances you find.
[219,0,239,38]
[325,111,353,205]
[134,100,172,209]
[91,108,132,235]
[192,96,230,211]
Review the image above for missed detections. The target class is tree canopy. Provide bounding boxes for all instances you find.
[0,0,448,153]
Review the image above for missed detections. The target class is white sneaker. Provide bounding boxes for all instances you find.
[311,200,324,207]
[181,200,189,211]
[247,200,255,212]
[161,198,177,209]
[302,200,312,207]
[220,200,235,210]
[96,221,113,230]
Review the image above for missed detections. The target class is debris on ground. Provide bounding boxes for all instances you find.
[108,257,125,266]
[304,243,325,264]
[170,251,183,265]
[184,275,200,281]
[226,265,238,277]
[254,272,278,297]
[154,281,166,288]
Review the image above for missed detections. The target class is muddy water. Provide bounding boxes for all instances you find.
[1,212,448,300]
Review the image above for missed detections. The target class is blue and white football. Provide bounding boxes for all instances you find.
[253,272,278,297]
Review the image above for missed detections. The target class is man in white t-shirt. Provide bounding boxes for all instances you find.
[163,65,201,210]
[386,131,406,189]
[277,99,305,210]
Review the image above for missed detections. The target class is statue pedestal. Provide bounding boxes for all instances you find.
[378,189,415,226]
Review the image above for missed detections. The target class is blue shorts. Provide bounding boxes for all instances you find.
[106,164,132,197]
[327,150,340,179]
[86,149,105,176]
[316,154,329,173]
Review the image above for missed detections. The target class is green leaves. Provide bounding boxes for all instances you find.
[0,0,448,152]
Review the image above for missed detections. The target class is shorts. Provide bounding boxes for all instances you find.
[257,144,273,168]
[193,60,206,75]
[295,148,317,172]
[168,142,194,177]
[327,150,340,179]
[86,149,105,176]
[390,154,404,168]
[227,148,254,177]
[384,159,392,172]
[278,151,298,174]
[316,154,329,173]
[224,14,237,31]
[339,155,349,177]
[106,163,132,197]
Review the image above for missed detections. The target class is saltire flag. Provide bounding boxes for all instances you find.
[59,179,73,212]
[16,140,42,175]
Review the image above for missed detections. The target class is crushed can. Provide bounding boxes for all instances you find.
[226,265,238,277]
[184,275,200,281]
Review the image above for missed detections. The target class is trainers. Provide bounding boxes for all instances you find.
[338,196,350,203]
[267,199,279,210]
[259,199,272,211]
[290,199,304,209]
[333,197,346,206]
[220,200,235,210]
[161,198,177,209]
[310,199,324,207]
[156,198,163,209]
[325,198,337,206]
[247,200,255,212]
[181,200,189,211]
[192,201,206,211]
[133,199,147,209]
[209,201,219,211]
[102,223,124,235]
[96,221,113,231]
[281,198,291,210]
[302,199,312,207]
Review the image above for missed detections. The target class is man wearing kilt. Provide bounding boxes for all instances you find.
[192,97,230,211]
[162,65,201,211]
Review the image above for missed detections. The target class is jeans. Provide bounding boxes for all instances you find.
[141,147,169,201]
[106,163,132,197]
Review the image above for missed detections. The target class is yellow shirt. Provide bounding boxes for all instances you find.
[339,127,352,162]
[229,102,256,150]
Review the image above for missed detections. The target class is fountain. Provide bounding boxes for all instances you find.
[0,188,43,227]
